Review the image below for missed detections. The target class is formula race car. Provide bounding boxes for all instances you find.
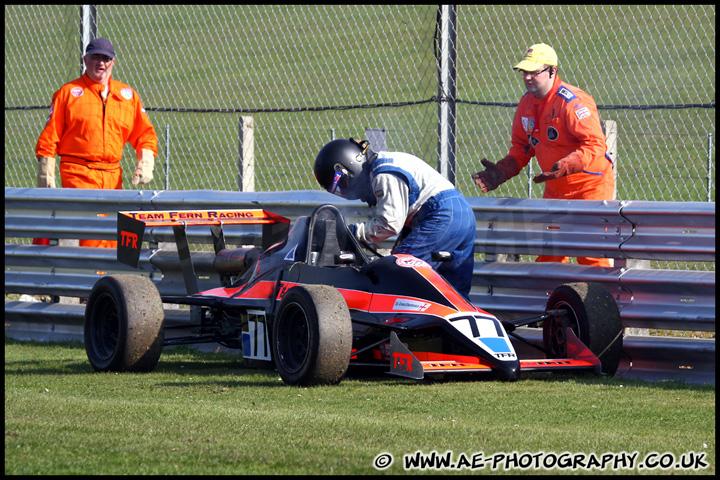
[84,204,623,385]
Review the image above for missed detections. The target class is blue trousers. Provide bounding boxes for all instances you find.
[393,189,476,297]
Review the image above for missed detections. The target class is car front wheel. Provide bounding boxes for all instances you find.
[543,282,623,375]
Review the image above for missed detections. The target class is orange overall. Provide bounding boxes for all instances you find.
[35,74,157,248]
[508,75,615,267]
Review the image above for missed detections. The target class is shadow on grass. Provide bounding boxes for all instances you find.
[523,371,716,392]
[4,359,93,376]
[5,338,714,392]
[5,337,85,349]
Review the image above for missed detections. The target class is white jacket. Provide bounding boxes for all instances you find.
[352,151,454,244]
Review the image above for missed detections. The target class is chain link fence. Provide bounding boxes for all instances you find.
[5,5,715,202]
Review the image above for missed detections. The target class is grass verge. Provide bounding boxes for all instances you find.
[5,339,715,475]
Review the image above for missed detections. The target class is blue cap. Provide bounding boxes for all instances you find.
[85,37,115,59]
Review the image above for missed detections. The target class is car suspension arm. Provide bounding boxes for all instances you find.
[350,336,392,359]
[507,330,551,356]
[504,309,567,330]
[502,309,568,356]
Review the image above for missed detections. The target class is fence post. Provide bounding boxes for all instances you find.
[365,127,387,152]
[602,120,618,200]
[79,5,98,76]
[164,124,170,190]
[436,5,457,184]
[708,133,713,203]
[238,116,255,192]
[527,161,534,198]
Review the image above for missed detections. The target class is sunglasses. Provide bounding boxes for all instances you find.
[522,66,552,77]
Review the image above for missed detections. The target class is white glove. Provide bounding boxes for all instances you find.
[132,148,155,185]
[37,156,57,188]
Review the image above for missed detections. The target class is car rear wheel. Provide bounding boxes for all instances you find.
[84,274,165,372]
[272,284,352,386]
[543,282,623,375]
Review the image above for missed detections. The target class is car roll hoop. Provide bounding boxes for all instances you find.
[306,204,371,268]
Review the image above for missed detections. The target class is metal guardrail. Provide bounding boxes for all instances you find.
[471,196,715,262]
[4,187,715,383]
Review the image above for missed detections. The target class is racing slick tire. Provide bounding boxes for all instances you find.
[272,284,352,386]
[543,282,623,376]
[84,274,165,373]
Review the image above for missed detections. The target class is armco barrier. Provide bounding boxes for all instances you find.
[4,187,715,384]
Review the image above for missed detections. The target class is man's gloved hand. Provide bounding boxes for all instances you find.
[471,156,522,193]
[533,152,584,183]
[37,156,56,188]
[132,148,155,185]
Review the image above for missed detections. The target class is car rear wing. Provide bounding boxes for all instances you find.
[117,208,291,272]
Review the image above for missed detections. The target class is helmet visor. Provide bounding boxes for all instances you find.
[329,170,350,197]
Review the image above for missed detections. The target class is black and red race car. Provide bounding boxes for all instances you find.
[84,203,623,385]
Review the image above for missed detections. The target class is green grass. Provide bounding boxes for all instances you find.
[5,339,715,475]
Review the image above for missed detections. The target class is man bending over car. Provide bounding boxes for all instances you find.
[314,138,476,297]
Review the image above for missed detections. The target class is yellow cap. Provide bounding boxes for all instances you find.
[513,43,558,71]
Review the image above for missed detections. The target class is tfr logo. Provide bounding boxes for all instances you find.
[120,230,138,249]
[392,352,415,372]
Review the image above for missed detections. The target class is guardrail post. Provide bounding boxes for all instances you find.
[57,238,81,304]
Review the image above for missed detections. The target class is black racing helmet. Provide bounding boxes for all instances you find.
[313,138,373,200]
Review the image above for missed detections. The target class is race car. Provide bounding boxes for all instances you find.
[84,203,623,385]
